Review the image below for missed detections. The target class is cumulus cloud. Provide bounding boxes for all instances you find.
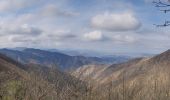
[83,31,105,41]
[91,11,141,31]
[0,0,168,54]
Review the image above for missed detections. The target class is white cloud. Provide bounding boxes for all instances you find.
[0,0,169,54]
[91,11,141,31]
[0,24,42,36]
[112,34,136,43]
[83,31,104,41]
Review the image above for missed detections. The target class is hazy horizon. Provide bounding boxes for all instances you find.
[0,46,158,57]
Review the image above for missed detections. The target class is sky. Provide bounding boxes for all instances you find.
[0,0,170,55]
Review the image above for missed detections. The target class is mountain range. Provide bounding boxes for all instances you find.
[1,48,170,100]
[0,48,130,70]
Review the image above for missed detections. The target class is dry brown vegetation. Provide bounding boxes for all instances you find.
[70,50,170,100]
[1,50,170,100]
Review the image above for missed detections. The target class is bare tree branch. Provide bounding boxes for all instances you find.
[153,0,170,7]
[153,0,170,27]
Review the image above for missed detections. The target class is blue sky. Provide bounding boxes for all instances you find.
[0,0,170,55]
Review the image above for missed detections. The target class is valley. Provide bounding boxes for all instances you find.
[0,0,169,100]
[1,48,170,100]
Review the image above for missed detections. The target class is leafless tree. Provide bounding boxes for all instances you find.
[153,0,170,27]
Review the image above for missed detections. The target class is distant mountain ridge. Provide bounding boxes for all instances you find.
[0,48,130,70]
[71,49,170,85]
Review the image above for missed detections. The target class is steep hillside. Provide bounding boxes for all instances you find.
[0,53,86,100]
[71,50,170,100]
[0,48,130,70]
[72,49,170,85]
[0,53,48,100]
[71,58,145,84]
[71,64,110,84]
[0,53,29,81]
